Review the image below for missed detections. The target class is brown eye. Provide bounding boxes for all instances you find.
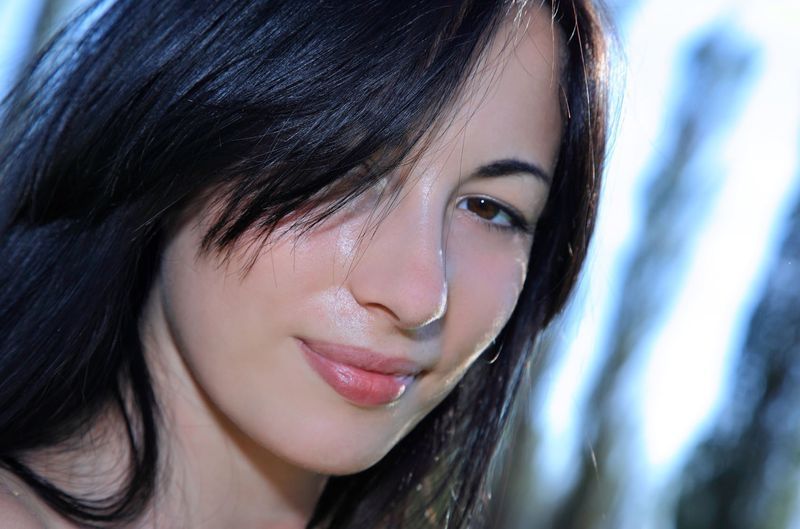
[457,197,515,228]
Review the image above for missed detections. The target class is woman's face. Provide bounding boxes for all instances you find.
[150,12,563,474]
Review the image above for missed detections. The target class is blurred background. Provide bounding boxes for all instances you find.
[1,0,799,528]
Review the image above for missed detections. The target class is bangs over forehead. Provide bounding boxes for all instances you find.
[199,1,570,259]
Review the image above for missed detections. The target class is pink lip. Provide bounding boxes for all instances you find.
[299,339,419,407]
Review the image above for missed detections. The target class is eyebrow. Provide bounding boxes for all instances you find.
[472,158,552,185]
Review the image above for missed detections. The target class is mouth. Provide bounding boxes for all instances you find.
[298,339,420,407]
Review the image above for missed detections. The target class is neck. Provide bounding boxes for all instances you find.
[141,290,327,529]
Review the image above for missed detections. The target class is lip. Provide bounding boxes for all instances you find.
[298,339,420,407]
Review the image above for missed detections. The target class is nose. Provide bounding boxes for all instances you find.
[345,190,448,330]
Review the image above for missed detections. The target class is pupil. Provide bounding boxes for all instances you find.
[471,198,498,219]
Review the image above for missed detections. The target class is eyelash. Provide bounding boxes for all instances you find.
[455,196,534,235]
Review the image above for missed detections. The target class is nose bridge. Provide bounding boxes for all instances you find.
[347,181,448,329]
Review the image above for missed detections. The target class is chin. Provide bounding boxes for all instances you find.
[310,453,386,476]
[277,437,395,476]
[231,403,407,476]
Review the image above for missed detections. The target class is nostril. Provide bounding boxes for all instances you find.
[406,281,448,330]
[347,239,448,330]
[391,243,448,329]
[342,188,449,329]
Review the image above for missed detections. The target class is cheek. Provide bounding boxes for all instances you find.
[439,224,530,376]
[158,225,260,411]
[156,222,365,470]
[157,220,326,378]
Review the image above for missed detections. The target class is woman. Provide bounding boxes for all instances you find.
[0,0,609,527]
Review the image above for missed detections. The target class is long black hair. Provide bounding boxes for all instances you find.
[0,0,610,527]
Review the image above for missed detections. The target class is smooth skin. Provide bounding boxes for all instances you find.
[0,6,564,528]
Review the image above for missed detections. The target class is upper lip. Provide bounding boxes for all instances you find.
[299,339,424,376]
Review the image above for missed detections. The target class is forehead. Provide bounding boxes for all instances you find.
[424,6,565,174]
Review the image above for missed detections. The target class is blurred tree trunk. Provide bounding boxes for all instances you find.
[5,0,77,113]
[674,190,800,529]
[544,28,757,529]
[12,0,74,76]
[33,0,78,55]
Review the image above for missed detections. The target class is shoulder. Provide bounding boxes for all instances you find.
[0,490,47,529]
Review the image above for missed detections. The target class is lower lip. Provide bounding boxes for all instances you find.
[299,341,413,407]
